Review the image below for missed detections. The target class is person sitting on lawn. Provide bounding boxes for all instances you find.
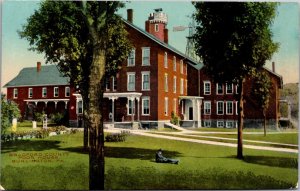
[155,149,179,164]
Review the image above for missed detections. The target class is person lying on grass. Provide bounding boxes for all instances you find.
[155,148,179,164]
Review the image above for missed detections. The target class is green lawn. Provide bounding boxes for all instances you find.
[1,131,298,190]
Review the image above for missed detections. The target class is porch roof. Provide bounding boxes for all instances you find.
[179,96,203,101]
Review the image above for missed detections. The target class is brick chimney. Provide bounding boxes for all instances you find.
[145,8,168,43]
[37,62,41,72]
[127,9,133,23]
[272,61,275,73]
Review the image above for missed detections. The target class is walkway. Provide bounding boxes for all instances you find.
[105,128,298,154]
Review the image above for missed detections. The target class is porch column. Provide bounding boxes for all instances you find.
[197,99,201,128]
[64,101,68,109]
[54,101,58,109]
[136,97,140,121]
[110,97,117,123]
[192,99,197,127]
[130,97,135,122]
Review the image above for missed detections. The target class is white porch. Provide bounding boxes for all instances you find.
[179,96,203,128]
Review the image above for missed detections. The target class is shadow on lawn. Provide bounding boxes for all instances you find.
[1,140,61,153]
[243,155,298,169]
[104,147,182,160]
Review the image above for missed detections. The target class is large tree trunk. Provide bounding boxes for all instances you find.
[88,46,106,190]
[237,79,244,159]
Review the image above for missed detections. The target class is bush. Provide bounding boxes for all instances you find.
[105,131,130,142]
[34,112,44,122]
[170,111,179,125]
[50,113,64,125]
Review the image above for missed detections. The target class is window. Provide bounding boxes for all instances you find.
[128,99,135,115]
[236,101,238,115]
[180,60,183,74]
[54,87,59,97]
[155,24,159,32]
[226,121,234,128]
[127,49,135,66]
[173,56,176,71]
[142,97,150,115]
[65,87,70,97]
[142,47,150,66]
[180,78,184,94]
[173,76,177,93]
[204,81,211,95]
[13,88,18,99]
[204,120,211,127]
[164,52,168,68]
[142,72,150,91]
[28,88,33,98]
[226,83,233,94]
[42,87,47,98]
[105,77,111,91]
[173,98,177,114]
[217,121,224,127]
[112,77,117,91]
[217,101,224,115]
[216,83,223,94]
[235,85,239,94]
[127,73,135,91]
[226,101,233,115]
[164,97,168,116]
[78,100,83,114]
[204,101,211,115]
[164,74,168,92]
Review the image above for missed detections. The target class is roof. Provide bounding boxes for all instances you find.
[4,65,69,87]
[122,18,203,69]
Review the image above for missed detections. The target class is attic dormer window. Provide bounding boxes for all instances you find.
[13,88,18,99]
[42,87,47,98]
[155,24,159,32]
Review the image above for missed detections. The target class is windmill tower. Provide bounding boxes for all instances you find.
[173,18,198,61]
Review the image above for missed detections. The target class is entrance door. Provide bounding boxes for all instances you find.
[189,107,193,120]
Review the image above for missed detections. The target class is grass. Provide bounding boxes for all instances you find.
[1,131,298,190]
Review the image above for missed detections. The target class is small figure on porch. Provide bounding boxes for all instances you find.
[155,149,179,164]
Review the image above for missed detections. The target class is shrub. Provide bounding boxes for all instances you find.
[70,129,79,134]
[34,112,45,122]
[170,111,179,125]
[50,113,64,125]
[105,131,130,142]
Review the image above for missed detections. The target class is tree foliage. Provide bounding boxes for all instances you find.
[193,2,278,83]
[193,2,278,158]
[19,1,132,189]
[1,95,21,135]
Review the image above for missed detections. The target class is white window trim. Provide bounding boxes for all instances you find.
[127,99,135,115]
[127,49,135,66]
[164,52,168,68]
[216,83,223,95]
[142,96,150,116]
[65,87,70,97]
[77,100,83,114]
[141,71,150,91]
[173,56,176,71]
[226,83,233,94]
[204,81,211,95]
[105,77,111,91]
[13,88,18,99]
[173,98,177,114]
[164,97,169,116]
[185,63,188,75]
[217,101,224,115]
[127,72,136,91]
[226,120,235,128]
[28,88,33,98]
[236,101,238,115]
[217,120,225,128]
[112,77,117,91]
[164,73,168,92]
[204,101,211,115]
[54,87,59,97]
[204,120,211,127]
[173,76,177,93]
[42,87,47,98]
[180,60,183,74]
[226,101,233,115]
[180,78,184,95]
[142,47,150,66]
[185,80,188,94]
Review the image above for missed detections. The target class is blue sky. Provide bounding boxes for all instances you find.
[1,1,299,94]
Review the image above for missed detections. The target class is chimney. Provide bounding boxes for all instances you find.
[164,28,168,44]
[37,62,41,72]
[145,20,150,32]
[272,61,275,73]
[127,9,133,23]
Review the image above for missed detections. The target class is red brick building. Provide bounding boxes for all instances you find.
[4,9,283,129]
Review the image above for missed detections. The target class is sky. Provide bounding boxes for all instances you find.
[1,1,299,94]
